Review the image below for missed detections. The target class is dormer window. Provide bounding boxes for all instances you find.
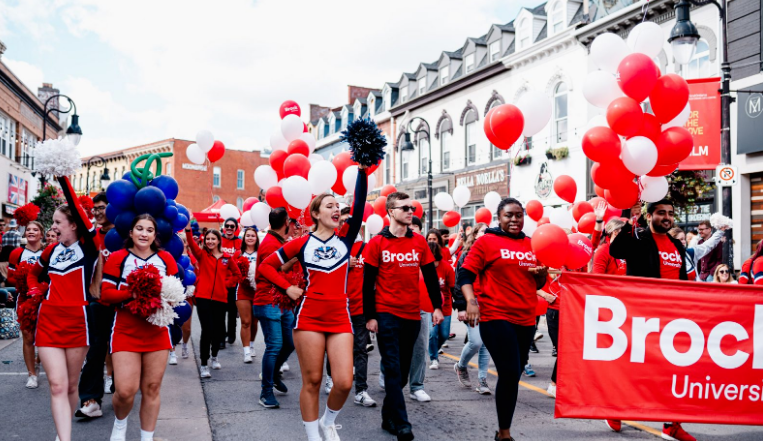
[518,18,530,50]
[384,89,391,108]
[418,76,426,95]
[551,2,564,33]
[465,53,476,73]
[440,66,449,85]
[489,41,501,62]
[369,97,375,117]
[401,87,408,103]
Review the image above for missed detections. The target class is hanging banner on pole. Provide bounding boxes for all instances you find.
[678,77,721,171]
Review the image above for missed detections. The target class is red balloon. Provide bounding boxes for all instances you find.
[605,204,621,222]
[243,197,259,212]
[647,162,679,177]
[594,185,606,198]
[565,233,594,270]
[303,122,308,133]
[617,53,661,102]
[363,202,373,222]
[412,201,424,218]
[571,201,594,222]
[604,182,640,210]
[282,154,311,179]
[650,74,690,123]
[383,216,390,227]
[265,186,286,208]
[475,207,492,224]
[490,104,524,148]
[606,97,644,137]
[208,140,225,162]
[442,211,461,228]
[630,113,662,144]
[577,212,597,234]
[553,175,577,204]
[286,204,302,220]
[531,224,569,269]
[366,160,381,175]
[448,236,456,247]
[270,150,288,173]
[526,200,544,222]
[591,161,635,189]
[537,216,550,226]
[589,196,605,207]
[380,185,397,197]
[656,127,693,165]
[373,196,387,217]
[582,126,622,165]
[287,139,310,157]
[484,106,509,150]
[279,100,301,119]
[332,151,355,174]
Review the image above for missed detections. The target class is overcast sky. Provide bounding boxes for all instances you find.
[0,0,539,158]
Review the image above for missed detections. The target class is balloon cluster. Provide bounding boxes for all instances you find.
[484,90,552,149]
[186,130,226,165]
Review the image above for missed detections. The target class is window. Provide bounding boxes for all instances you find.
[121,166,126,180]
[464,110,479,165]
[237,169,244,190]
[489,41,501,62]
[340,112,348,130]
[440,119,452,171]
[464,53,475,73]
[489,101,505,160]
[518,18,530,49]
[213,166,221,187]
[551,2,564,34]
[385,147,391,184]
[21,126,36,169]
[329,116,336,135]
[553,82,568,143]
[237,197,244,212]
[369,97,376,118]
[166,163,172,176]
[402,147,411,180]
[384,89,391,109]
[213,195,220,203]
[682,39,711,79]
[418,76,426,95]
[400,87,408,103]
[0,111,15,159]
[419,133,429,175]
[440,66,449,85]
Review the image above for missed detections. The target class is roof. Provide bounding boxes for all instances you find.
[355,97,368,105]
[368,90,382,98]
[496,22,515,32]
[421,61,438,70]
[530,2,548,16]
[80,138,193,160]
[443,48,463,60]
[536,23,548,42]
[569,3,589,26]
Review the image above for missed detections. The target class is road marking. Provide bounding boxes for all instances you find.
[0,372,45,376]
[440,352,663,438]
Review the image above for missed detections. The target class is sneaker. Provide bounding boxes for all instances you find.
[662,423,696,441]
[324,376,334,394]
[379,373,385,390]
[529,342,539,353]
[354,390,377,407]
[534,331,543,341]
[250,346,256,357]
[454,363,471,388]
[200,366,212,378]
[110,420,127,441]
[219,342,226,350]
[476,378,491,395]
[448,333,456,340]
[227,336,236,344]
[546,383,556,398]
[429,359,439,370]
[258,392,280,409]
[274,375,288,394]
[409,390,431,402]
[210,357,221,370]
[25,375,38,389]
[397,425,415,441]
[244,352,253,364]
[168,352,178,365]
[552,346,557,357]
[75,400,103,418]
[441,342,449,348]
[438,348,444,354]
[366,343,374,353]
[280,362,290,373]
[605,420,622,433]
[104,375,113,394]
[319,420,342,441]
[523,364,536,377]
[181,345,189,359]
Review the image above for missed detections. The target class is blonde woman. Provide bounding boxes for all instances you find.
[713,264,736,284]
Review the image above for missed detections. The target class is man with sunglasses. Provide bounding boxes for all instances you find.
[221,218,243,346]
[364,192,443,441]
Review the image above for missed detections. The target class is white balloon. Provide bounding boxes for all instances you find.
[282,176,312,209]
[281,114,304,142]
[300,133,317,153]
[452,185,471,208]
[366,214,384,235]
[516,90,552,137]
[640,176,669,202]
[240,211,254,227]
[484,191,502,214]
[549,207,575,230]
[591,33,630,73]
[522,216,537,237]
[621,136,658,176]
[308,161,338,194]
[586,115,609,131]
[583,71,624,108]
[308,153,324,165]
[543,205,554,219]
[627,22,664,58]
[220,204,240,221]
[270,130,289,151]
[196,130,215,153]
[254,165,278,191]
[251,203,271,230]
[342,166,359,195]
[368,173,377,190]
[434,192,454,212]
[186,143,206,165]
[663,102,691,128]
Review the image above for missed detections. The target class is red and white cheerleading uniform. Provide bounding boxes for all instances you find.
[101,249,179,353]
[235,251,257,301]
[740,257,763,285]
[8,246,43,286]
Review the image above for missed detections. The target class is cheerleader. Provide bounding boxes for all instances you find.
[259,166,367,441]
[236,227,259,363]
[100,214,179,441]
[45,228,59,245]
[8,220,44,389]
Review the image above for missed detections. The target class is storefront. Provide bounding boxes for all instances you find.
[454,163,510,229]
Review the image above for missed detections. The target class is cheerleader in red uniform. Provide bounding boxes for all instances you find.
[235,227,259,363]
[258,166,367,441]
[100,214,178,441]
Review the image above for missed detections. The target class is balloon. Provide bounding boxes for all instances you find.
[279,100,301,119]
[650,74,690,123]
[490,104,524,147]
[647,162,678,177]
[663,102,691,129]
[627,22,664,57]
[381,185,397,197]
[219,204,240,221]
[332,152,354,195]
[242,197,259,212]
[621,136,658,176]
[106,204,121,225]
[251,202,271,230]
[565,233,594,270]
[442,211,461,228]
[617,53,660,102]
[484,107,507,150]
[107,179,137,211]
[640,176,669,202]
[307,160,337,194]
[586,114,609,131]
[362,202,373,222]
[196,130,215,153]
[526,200,544,222]
[595,185,606,198]
[239,210,254,227]
[183,267,196,285]
[537,216,550,226]
[173,301,192,326]
[176,204,189,220]
[149,175,179,200]
[484,191,502,214]
[104,228,124,253]
[300,133,317,153]
[553,175,576,204]
[287,139,310,157]
[591,33,630,73]
[475,207,492,224]
[283,153,311,179]
[155,217,173,244]
[572,201,594,222]
[373,196,387,217]
[452,185,471,208]
[208,140,225,162]
[270,130,290,151]
[172,213,189,231]
[281,114,303,142]
[114,211,136,236]
[412,200,423,218]
[531,224,569,269]
[434,192,454,212]
[308,153,324,165]
[177,255,191,270]
[366,214,384,235]
[368,173,377,191]
[606,97,643,137]
[342,166,360,195]
[604,181,640,210]
[282,176,312,209]
[577,212,597,234]
[632,113,662,144]
[254,165,279,191]
[582,126,622,164]
[591,161,635,189]
[516,91,552,137]
[549,207,575,230]
[186,143,206,165]
[269,150,288,174]
[382,215,390,228]
[266,186,287,208]
[656,127,693,165]
[582,70,624,108]
[522,216,537,236]
[134,186,166,217]
[589,196,606,207]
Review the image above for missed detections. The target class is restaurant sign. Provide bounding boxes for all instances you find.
[455,164,509,202]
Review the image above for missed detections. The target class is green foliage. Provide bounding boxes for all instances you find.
[667,170,715,210]
[31,183,66,230]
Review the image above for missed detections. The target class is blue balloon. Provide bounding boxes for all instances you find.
[104,228,124,252]
[173,301,192,326]
[178,255,191,270]
[176,204,190,220]
[155,217,173,245]
[106,180,137,211]
[115,211,136,237]
[169,324,182,346]
[166,235,184,260]
[134,186,166,217]
[184,269,197,286]
[106,204,121,225]
[149,175,179,200]
[172,213,189,231]
[166,199,177,207]
[164,204,178,221]
[122,171,133,181]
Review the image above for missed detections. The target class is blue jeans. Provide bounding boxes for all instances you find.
[428,314,452,361]
[253,304,294,396]
[409,310,430,392]
[458,323,490,380]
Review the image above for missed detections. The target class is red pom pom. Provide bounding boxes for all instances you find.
[236,256,251,289]
[269,263,304,310]
[17,282,47,333]
[79,195,94,215]
[13,203,40,227]
[125,265,163,318]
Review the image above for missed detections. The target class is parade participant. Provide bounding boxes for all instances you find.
[184,227,241,379]
[179,233,197,359]
[713,264,735,283]
[669,225,726,281]
[409,216,422,235]
[7,220,44,389]
[221,218,243,347]
[45,229,59,245]
[458,197,548,441]
[739,240,763,285]
[609,199,695,441]
[696,220,723,282]
[426,241,454,370]
[100,215,179,441]
[592,219,627,276]
[364,192,443,441]
[258,166,367,441]
[236,227,259,363]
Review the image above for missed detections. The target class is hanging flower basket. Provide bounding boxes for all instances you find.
[545,147,569,161]
[514,153,532,166]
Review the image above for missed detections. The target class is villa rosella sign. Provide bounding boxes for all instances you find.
[556,272,763,425]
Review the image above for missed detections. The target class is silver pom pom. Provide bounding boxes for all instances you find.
[35,137,80,177]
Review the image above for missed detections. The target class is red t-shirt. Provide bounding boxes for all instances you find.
[740,257,763,285]
[654,234,682,280]
[347,241,365,317]
[221,236,242,256]
[545,274,561,311]
[254,233,286,306]
[437,262,455,316]
[441,247,452,267]
[365,232,435,320]
[592,239,627,276]
[462,232,538,326]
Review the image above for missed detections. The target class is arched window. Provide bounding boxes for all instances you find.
[518,18,530,50]
[464,109,478,165]
[551,2,564,33]
[237,197,244,212]
[440,118,453,171]
[682,39,710,79]
[489,100,505,160]
[418,131,429,175]
[553,82,568,144]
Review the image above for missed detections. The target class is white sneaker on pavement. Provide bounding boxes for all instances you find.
[168,352,178,365]
[354,390,377,407]
[244,352,253,364]
[476,378,492,395]
[319,420,342,441]
[104,375,113,394]
[409,390,431,402]
[200,366,211,378]
[181,345,189,359]
[534,331,543,341]
[546,383,557,398]
[110,420,127,441]
[429,359,439,370]
[324,376,334,395]
[75,400,103,418]
[211,357,221,370]
[26,375,38,389]
[280,362,290,373]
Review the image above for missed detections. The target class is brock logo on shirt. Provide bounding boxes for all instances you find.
[382,250,420,267]
[659,250,682,268]
[499,249,536,267]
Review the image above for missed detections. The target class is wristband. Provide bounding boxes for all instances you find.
[595,219,604,223]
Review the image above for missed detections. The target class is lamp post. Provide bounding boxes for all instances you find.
[399,117,433,230]
[669,0,733,268]
[85,156,111,194]
[42,94,83,146]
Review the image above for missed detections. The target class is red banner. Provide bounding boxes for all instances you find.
[678,77,721,170]
[556,272,763,425]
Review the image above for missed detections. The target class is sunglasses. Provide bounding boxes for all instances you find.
[393,206,415,213]
[224,225,236,229]
[719,270,729,274]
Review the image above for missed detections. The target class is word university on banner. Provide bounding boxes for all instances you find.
[555,272,763,425]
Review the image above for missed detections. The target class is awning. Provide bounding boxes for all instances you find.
[192,199,227,223]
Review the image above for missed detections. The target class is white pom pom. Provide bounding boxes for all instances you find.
[185,286,195,297]
[147,275,188,327]
[35,137,80,177]
[146,303,178,327]
[247,261,257,287]
[709,212,733,230]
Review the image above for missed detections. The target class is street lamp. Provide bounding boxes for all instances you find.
[399,117,433,231]
[100,167,112,191]
[42,94,83,146]
[668,0,701,65]
[85,156,107,194]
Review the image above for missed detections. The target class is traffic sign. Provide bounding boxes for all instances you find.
[714,164,738,186]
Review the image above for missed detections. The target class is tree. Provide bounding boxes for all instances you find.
[31,183,66,230]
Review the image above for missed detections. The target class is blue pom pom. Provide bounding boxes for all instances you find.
[339,118,386,167]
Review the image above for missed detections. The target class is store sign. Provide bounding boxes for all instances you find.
[534,163,553,199]
[2,203,17,216]
[678,78,721,170]
[737,82,763,155]
[455,164,508,202]
[182,163,208,171]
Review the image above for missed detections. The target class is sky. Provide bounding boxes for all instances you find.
[0,0,540,158]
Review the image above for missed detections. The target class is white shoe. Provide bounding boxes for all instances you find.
[319,420,342,441]
[181,345,189,359]
[244,352,253,364]
[75,400,103,418]
[534,331,543,341]
[104,375,113,394]
[409,390,431,402]
[211,357,221,370]
[200,366,212,378]
[546,383,557,398]
[379,373,385,390]
[354,391,377,407]
[110,421,127,441]
[429,360,439,370]
[250,346,256,357]
[26,375,38,389]
[324,376,334,395]
[280,362,289,373]
[441,343,449,348]
[168,352,178,365]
